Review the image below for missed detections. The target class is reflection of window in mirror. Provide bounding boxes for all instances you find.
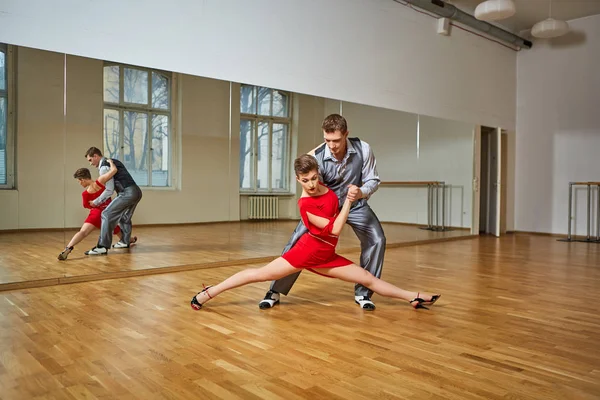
[240,84,291,194]
[0,43,15,189]
[103,63,172,187]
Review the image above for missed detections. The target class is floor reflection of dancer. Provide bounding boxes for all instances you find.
[58,160,136,260]
[191,154,440,311]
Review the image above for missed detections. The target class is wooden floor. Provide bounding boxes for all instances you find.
[0,221,471,289]
[0,234,599,399]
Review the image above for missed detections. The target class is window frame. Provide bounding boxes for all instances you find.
[0,44,15,190]
[240,85,292,194]
[102,62,173,188]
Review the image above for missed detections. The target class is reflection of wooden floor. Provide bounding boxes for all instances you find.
[0,235,599,399]
[0,221,473,290]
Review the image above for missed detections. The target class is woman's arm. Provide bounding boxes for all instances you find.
[305,198,352,236]
[97,159,118,185]
[82,192,92,209]
[331,198,352,235]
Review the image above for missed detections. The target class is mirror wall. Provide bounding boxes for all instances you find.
[0,46,69,284]
[0,43,474,290]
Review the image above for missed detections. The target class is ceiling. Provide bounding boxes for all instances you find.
[448,0,600,33]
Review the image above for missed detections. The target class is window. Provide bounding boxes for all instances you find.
[103,63,171,187]
[0,44,14,189]
[240,85,291,193]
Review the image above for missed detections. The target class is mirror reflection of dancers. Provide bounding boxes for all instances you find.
[191,154,440,311]
[58,159,136,260]
[84,147,142,255]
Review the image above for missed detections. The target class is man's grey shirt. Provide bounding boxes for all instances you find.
[313,138,380,207]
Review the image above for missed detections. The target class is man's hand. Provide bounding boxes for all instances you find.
[346,184,363,202]
[89,201,96,207]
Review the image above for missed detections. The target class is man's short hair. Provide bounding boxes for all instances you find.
[84,147,103,158]
[322,114,348,133]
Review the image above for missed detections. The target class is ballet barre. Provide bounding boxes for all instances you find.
[380,181,449,231]
[558,181,600,243]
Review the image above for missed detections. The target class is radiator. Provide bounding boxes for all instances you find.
[248,196,279,220]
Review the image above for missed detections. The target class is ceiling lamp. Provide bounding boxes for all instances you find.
[531,1,570,38]
[531,18,570,38]
[474,0,516,21]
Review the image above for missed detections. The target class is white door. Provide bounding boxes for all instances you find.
[489,128,501,237]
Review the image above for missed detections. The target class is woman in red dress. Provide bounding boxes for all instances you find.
[58,159,136,260]
[191,154,440,310]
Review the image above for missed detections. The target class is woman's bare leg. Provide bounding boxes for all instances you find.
[66,223,96,248]
[319,264,438,303]
[59,223,97,260]
[195,257,299,305]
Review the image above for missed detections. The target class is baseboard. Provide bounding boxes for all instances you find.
[133,220,243,228]
[513,230,559,237]
[2,219,470,233]
[382,221,471,231]
[0,227,77,234]
[513,230,564,238]
[241,218,299,222]
[0,219,307,234]
[514,230,600,240]
[385,233,478,249]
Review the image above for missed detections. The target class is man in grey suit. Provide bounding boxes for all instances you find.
[259,114,386,310]
[84,147,142,255]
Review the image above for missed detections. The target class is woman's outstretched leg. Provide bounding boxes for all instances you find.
[319,264,440,307]
[193,257,298,308]
[67,223,96,248]
[59,223,96,260]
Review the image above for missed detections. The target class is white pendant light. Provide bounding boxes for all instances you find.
[531,1,570,38]
[531,18,570,38]
[474,0,516,21]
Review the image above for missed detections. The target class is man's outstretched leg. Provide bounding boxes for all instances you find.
[258,221,308,309]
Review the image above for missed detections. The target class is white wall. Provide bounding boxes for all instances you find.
[515,15,600,235]
[0,0,516,130]
[326,100,474,228]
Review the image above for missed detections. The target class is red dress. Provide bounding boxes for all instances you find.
[82,181,120,234]
[282,186,352,270]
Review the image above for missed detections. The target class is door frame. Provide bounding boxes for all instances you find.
[472,126,481,235]
[473,126,507,237]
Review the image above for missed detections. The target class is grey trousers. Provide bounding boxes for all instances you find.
[270,202,386,298]
[98,185,142,248]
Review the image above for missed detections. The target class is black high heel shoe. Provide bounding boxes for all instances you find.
[409,293,441,310]
[191,285,213,310]
[423,294,441,306]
